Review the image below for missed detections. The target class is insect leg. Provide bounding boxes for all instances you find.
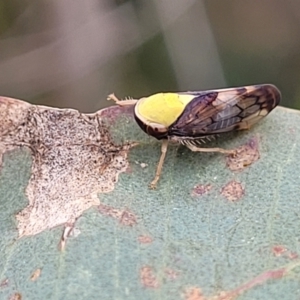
[149,140,169,189]
[185,143,236,155]
[107,93,138,106]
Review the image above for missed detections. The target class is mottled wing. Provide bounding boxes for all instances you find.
[168,84,280,138]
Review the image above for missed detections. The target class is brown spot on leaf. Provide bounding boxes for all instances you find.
[221,181,244,202]
[125,165,133,174]
[272,245,299,260]
[9,293,22,300]
[0,278,8,289]
[30,268,41,281]
[164,268,179,281]
[138,235,153,244]
[191,184,212,197]
[287,251,298,260]
[213,268,287,300]
[120,210,137,226]
[98,204,137,226]
[184,287,205,300]
[140,266,159,288]
[272,245,287,257]
[226,138,260,171]
[0,97,134,237]
[183,264,296,300]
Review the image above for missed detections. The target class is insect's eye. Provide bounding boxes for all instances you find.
[148,122,167,132]
[150,125,160,132]
[143,123,167,140]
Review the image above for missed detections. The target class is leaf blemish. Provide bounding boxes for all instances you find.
[30,268,41,281]
[140,266,159,288]
[138,235,153,244]
[272,245,299,260]
[98,203,137,226]
[226,137,260,171]
[272,245,287,257]
[221,181,245,202]
[183,287,204,300]
[0,97,134,237]
[0,278,8,289]
[191,184,212,197]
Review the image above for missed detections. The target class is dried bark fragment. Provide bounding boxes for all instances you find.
[0,97,133,236]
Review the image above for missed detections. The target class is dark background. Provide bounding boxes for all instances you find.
[0,0,299,112]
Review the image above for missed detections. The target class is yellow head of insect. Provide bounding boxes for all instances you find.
[134,93,194,139]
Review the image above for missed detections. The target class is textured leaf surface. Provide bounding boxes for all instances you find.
[1,102,300,300]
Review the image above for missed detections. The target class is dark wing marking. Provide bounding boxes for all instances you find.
[168,84,280,139]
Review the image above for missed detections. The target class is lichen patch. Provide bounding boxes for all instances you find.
[0,97,133,237]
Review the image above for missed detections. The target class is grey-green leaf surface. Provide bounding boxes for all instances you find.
[1,104,300,300]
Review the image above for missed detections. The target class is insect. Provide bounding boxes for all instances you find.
[108,84,281,189]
